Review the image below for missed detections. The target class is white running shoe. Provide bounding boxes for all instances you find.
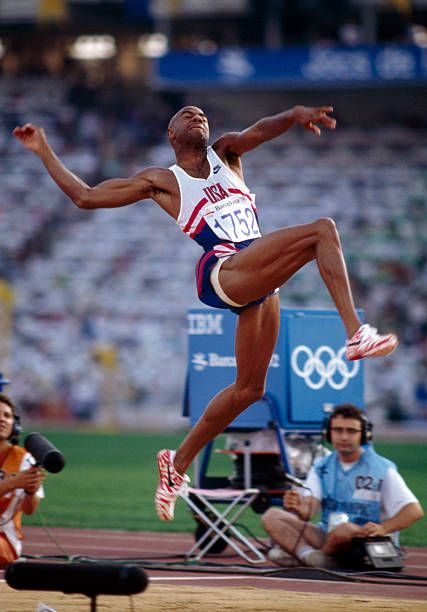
[346,324,398,361]
[155,449,190,521]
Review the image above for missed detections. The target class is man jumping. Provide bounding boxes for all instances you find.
[13,104,397,522]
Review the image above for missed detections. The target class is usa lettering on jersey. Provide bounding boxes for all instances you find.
[171,147,261,246]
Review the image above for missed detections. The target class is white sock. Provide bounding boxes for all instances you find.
[296,545,315,560]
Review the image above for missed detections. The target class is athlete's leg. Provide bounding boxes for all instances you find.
[155,295,280,520]
[174,294,280,476]
[219,218,360,338]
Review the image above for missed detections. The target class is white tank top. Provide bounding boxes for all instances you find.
[169,146,261,252]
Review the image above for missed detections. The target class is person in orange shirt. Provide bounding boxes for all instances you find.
[0,392,45,567]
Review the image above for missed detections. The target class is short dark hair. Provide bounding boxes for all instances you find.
[330,403,365,425]
[0,392,18,416]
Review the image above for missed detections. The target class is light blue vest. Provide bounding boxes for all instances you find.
[314,446,396,532]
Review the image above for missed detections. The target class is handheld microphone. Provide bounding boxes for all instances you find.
[284,473,310,490]
[5,562,148,597]
[24,432,65,474]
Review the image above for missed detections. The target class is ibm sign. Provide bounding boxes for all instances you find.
[186,308,364,430]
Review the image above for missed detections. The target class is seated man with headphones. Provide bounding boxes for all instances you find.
[0,392,45,567]
[261,403,424,569]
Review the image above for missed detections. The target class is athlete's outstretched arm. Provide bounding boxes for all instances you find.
[215,105,336,158]
[13,123,161,210]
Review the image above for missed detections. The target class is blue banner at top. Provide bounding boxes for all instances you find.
[154,44,427,89]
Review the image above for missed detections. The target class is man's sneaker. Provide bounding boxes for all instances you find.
[267,546,299,567]
[346,324,398,361]
[302,550,338,570]
[155,449,190,521]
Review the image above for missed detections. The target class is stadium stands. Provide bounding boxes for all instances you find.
[1,77,426,427]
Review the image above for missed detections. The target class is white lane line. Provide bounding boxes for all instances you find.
[3,576,426,590]
[0,576,378,586]
[149,576,275,582]
[147,575,378,587]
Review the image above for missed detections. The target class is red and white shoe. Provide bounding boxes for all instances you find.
[155,449,190,521]
[346,324,398,361]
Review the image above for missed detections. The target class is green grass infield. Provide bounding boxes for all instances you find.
[22,430,427,547]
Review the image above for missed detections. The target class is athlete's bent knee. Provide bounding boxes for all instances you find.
[235,385,265,407]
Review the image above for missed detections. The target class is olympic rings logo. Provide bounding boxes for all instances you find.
[291,345,360,390]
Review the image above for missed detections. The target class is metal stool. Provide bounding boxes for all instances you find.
[179,486,266,564]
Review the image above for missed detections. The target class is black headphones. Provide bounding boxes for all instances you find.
[9,411,22,445]
[323,410,373,445]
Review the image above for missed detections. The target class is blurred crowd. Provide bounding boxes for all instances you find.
[0,76,426,428]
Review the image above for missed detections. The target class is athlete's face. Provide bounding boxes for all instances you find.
[0,402,14,441]
[329,415,363,461]
[168,106,209,148]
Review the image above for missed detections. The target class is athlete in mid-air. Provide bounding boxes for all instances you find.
[14,104,398,521]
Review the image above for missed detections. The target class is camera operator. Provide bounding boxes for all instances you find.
[262,404,424,568]
[0,393,45,567]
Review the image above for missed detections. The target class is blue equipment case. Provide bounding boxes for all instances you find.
[185,307,364,431]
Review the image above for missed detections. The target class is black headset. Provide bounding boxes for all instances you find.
[323,410,373,445]
[9,411,22,445]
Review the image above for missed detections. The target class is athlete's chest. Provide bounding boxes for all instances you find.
[179,167,247,203]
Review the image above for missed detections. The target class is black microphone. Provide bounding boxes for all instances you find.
[24,432,65,474]
[284,472,310,490]
[5,562,148,597]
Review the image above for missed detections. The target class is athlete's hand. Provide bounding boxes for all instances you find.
[12,123,48,154]
[359,521,386,538]
[292,105,336,135]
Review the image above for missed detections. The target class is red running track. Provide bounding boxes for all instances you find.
[1,526,426,602]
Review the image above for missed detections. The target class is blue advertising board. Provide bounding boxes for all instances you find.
[186,308,364,431]
[155,45,427,89]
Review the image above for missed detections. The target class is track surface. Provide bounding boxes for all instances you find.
[0,526,424,602]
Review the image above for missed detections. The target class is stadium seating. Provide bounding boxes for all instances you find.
[1,77,426,427]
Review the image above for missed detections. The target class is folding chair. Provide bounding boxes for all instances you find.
[179,486,266,563]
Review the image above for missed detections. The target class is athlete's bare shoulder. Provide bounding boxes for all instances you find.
[134,166,181,219]
[212,132,240,159]
[212,133,244,178]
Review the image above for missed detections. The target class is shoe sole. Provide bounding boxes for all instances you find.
[155,451,189,521]
[156,450,174,521]
[347,336,398,361]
